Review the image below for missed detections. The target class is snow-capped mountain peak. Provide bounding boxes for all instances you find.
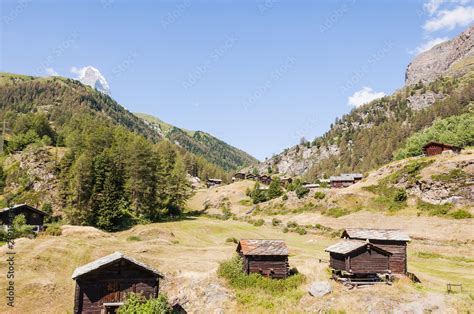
[71,66,110,95]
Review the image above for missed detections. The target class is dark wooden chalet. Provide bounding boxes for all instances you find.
[233,172,246,180]
[72,252,163,314]
[0,204,48,232]
[341,228,410,274]
[206,178,222,188]
[236,239,289,279]
[258,175,272,185]
[325,240,392,275]
[422,141,462,156]
[329,175,354,188]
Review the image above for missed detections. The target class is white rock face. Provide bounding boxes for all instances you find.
[75,66,110,95]
[405,26,474,86]
[308,281,332,297]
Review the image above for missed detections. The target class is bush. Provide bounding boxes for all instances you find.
[271,218,282,226]
[44,223,62,236]
[282,227,289,233]
[295,186,309,199]
[217,255,305,293]
[417,199,453,217]
[295,226,307,235]
[118,293,172,314]
[12,214,35,239]
[450,209,472,219]
[322,207,350,218]
[393,190,407,202]
[287,221,298,228]
[127,235,141,241]
[253,219,265,227]
[314,191,325,200]
[226,237,239,244]
[282,194,288,201]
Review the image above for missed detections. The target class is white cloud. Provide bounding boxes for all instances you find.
[45,67,59,76]
[410,37,449,54]
[424,0,447,15]
[423,5,474,32]
[348,87,385,107]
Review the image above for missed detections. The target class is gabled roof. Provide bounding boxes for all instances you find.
[342,228,410,242]
[329,175,355,182]
[342,173,363,179]
[325,240,391,255]
[237,239,288,256]
[1,204,48,216]
[72,252,163,279]
[422,141,462,150]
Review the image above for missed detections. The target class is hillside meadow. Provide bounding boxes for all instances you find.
[0,216,472,313]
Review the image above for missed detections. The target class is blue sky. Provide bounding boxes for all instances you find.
[1,0,473,160]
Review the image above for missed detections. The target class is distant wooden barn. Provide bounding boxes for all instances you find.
[422,141,462,156]
[72,252,163,314]
[341,228,410,274]
[0,204,48,232]
[206,178,222,188]
[329,175,354,188]
[325,240,392,275]
[245,173,257,180]
[236,239,289,279]
[233,172,246,181]
[258,175,272,185]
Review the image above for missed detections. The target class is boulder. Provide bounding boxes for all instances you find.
[308,281,332,297]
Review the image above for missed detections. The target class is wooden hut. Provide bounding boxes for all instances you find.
[72,252,163,314]
[206,178,222,188]
[236,239,289,279]
[258,175,272,185]
[329,175,355,188]
[0,204,48,232]
[342,173,363,182]
[422,141,462,156]
[341,228,410,274]
[325,240,392,275]
[233,172,246,180]
[245,173,257,180]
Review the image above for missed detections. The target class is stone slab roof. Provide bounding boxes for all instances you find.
[237,239,288,256]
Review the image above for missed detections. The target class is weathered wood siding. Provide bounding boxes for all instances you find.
[329,253,346,271]
[244,255,289,279]
[370,240,407,273]
[74,259,159,314]
[0,207,44,226]
[348,247,390,274]
[424,144,461,156]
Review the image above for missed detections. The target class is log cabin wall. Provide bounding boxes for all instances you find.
[369,240,407,273]
[244,255,289,279]
[74,260,159,314]
[0,207,45,226]
[329,253,346,271]
[348,247,390,274]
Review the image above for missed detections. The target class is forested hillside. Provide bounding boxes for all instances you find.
[259,68,474,179]
[136,113,257,171]
[0,73,235,230]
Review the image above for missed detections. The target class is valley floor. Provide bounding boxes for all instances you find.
[0,215,473,313]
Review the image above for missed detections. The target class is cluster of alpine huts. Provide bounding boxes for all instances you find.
[71,228,409,313]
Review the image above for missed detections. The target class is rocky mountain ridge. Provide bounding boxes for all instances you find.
[405,25,474,86]
[257,26,474,179]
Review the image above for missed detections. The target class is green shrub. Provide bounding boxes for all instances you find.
[127,235,141,241]
[44,223,62,236]
[287,221,298,228]
[417,199,453,217]
[393,190,407,202]
[282,227,289,233]
[217,255,305,294]
[282,194,288,201]
[226,237,239,244]
[271,218,282,226]
[295,226,307,235]
[12,214,35,239]
[314,191,326,200]
[295,186,309,199]
[118,293,172,314]
[450,209,472,219]
[253,219,265,227]
[322,207,350,218]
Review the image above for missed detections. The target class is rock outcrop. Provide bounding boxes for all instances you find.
[405,26,474,86]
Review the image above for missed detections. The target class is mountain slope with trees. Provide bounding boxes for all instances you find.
[258,27,474,180]
[135,113,257,171]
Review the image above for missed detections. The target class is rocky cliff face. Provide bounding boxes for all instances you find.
[405,26,474,86]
